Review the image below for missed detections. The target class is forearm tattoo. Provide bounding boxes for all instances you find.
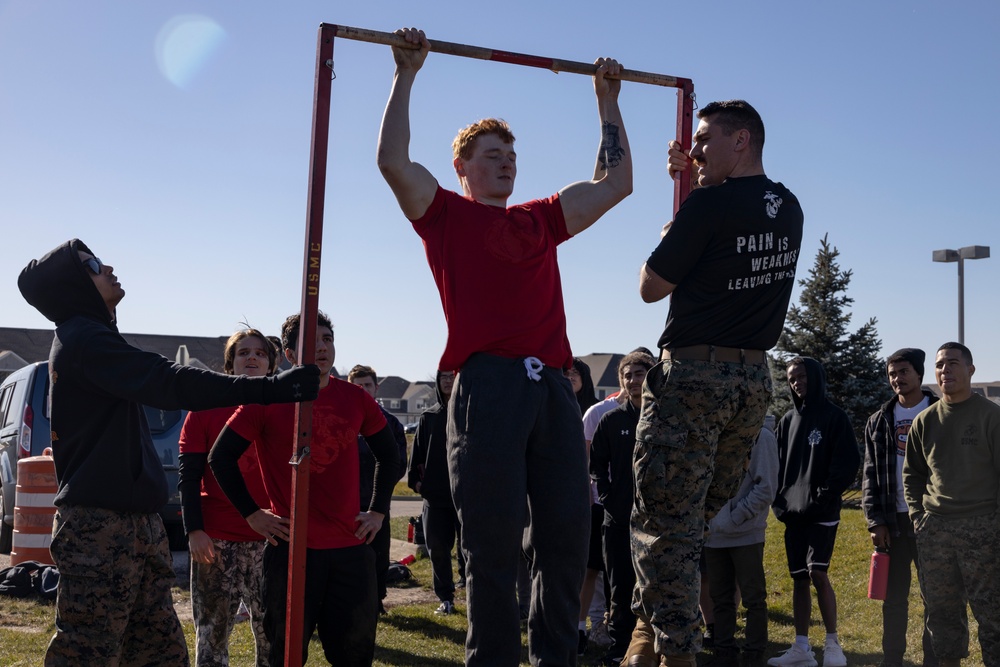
[598,121,625,171]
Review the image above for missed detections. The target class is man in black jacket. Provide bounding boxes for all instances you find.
[862,348,943,667]
[590,350,653,667]
[407,370,464,615]
[769,357,859,667]
[348,364,408,615]
[17,239,319,666]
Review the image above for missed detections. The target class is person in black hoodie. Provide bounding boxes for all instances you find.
[407,370,464,614]
[769,357,860,667]
[590,350,654,667]
[348,364,408,615]
[16,239,319,666]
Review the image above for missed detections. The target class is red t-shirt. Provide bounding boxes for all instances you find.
[412,186,573,371]
[179,407,270,542]
[225,378,387,550]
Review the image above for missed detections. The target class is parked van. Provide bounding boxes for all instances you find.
[0,362,186,552]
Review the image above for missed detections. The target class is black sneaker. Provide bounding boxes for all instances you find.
[434,600,455,615]
[455,577,467,589]
[578,629,588,656]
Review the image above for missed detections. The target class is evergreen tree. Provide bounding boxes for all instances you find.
[770,234,892,443]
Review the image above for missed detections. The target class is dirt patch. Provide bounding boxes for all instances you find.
[384,583,439,609]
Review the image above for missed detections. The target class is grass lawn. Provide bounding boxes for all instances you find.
[0,501,983,666]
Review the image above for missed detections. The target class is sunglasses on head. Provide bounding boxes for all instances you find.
[82,257,103,275]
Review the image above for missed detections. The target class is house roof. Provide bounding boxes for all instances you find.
[0,350,29,372]
[0,326,229,371]
[580,353,623,390]
[402,380,435,401]
[376,375,411,399]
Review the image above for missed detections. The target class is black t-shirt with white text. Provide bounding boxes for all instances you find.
[646,175,803,350]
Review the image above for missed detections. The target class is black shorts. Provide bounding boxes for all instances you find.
[588,504,605,571]
[783,522,839,580]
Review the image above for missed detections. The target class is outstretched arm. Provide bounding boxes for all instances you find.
[377,27,439,220]
[559,58,633,236]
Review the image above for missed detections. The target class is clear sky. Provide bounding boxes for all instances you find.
[2,2,999,384]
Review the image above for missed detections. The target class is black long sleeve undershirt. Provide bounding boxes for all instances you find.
[208,424,399,519]
[364,425,400,516]
[207,426,257,518]
[177,452,208,534]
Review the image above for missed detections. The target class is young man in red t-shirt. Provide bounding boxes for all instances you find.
[209,312,399,667]
[377,26,633,666]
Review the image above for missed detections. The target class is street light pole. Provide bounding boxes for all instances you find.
[932,245,990,344]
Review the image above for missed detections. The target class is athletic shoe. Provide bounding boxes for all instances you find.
[589,618,613,648]
[821,640,846,667]
[767,644,818,667]
[455,577,466,589]
[434,600,455,615]
[578,629,588,656]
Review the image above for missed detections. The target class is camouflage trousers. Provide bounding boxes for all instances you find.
[916,511,1000,664]
[630,358,771,657]
[45,506,189,666]
[191,538,268,667]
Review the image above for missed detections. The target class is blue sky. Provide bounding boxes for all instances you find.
[2,2,999,384]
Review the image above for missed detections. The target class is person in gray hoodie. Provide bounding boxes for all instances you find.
[704,415,778,667]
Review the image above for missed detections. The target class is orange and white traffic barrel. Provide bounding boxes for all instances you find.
[11,453,58,566]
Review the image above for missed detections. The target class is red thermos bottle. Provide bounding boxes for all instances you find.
[868,549,890,600]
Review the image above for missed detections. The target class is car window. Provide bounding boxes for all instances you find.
[0,383,13,428]
[1,378,26,430]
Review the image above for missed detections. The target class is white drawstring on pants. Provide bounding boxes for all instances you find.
[523,356,544,382]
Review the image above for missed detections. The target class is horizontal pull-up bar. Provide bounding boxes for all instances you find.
[324,23,692,90]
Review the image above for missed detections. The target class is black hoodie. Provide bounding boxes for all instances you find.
[407,372,452,503]
[772,357,860,525]
[17,239,282,513]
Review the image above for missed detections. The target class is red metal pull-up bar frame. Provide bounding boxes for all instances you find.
[286,23,695,667]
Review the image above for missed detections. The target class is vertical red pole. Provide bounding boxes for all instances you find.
[284,25,335,667]
[673,79,695,215]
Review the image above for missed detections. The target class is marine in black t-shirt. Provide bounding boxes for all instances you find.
[646,174,803,350]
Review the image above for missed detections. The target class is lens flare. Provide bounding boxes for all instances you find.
[155,15,226,89]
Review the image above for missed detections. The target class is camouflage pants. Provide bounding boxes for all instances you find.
[191,538,268,667]
[916,511,1000,664]
[45,506,189,666]
[630,358,771,657]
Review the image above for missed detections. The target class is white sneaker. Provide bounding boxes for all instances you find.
[767,644,818,667]
[822,640,846,667]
